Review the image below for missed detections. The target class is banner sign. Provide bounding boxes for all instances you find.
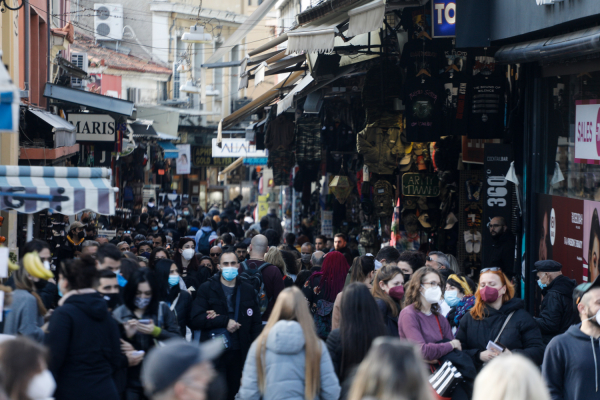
[481,144,513,269]
[68,114,116,142]
[176,144,191,175]
[432,0,456,38]
[192,146,234,167]
[244,157,268,166]
[212,138,267,158]
[574,100,600,164]
[402,173,440,197]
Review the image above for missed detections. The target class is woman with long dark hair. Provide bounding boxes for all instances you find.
[154,259,192,336]
[326,283,386,397]
[371,265,405,336]
[174,238,205,291]
[112,269,181,399]
[302,251,351,340]
[147,247,168,271]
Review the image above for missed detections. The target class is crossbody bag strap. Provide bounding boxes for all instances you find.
[170,294,180,312]
[434,315,444,340]
[234,286,242,322]
[494,311,516,343]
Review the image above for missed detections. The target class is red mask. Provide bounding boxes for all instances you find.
[480,286,500,303]
[389,285,405,301]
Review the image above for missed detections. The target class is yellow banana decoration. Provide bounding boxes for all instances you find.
[23,252,53,280]
[8,260,19,271]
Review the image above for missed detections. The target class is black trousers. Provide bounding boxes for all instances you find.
[216,349,244,400]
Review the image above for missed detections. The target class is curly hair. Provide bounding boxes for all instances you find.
[402,266,443,315]
[398,251,427,273]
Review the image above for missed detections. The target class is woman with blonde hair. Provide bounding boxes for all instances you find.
[238,286,340,400]
[347,337,434,400]
[265,247,294,287]
[472,354,550,400]
[456,268,544,370]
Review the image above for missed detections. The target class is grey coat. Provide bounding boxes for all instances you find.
[3,289,44,342]
[238,320,341,400]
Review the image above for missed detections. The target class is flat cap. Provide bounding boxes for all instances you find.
[533,260,562,273]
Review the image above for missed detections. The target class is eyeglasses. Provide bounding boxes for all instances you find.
[480,267,501,273]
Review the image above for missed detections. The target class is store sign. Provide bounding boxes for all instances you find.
[481,144,513,269]
[432,0,456,38]
[68,114,116,142]
[402,173,440,197]
[192,146,235,167]
[574,100,600,164]
[211,138,267,158]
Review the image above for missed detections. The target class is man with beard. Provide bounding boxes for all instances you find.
[488,216,516,280]
[543,278,600,400]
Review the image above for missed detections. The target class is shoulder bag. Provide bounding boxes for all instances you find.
[208,286,241,349]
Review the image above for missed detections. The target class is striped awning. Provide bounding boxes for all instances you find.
[0,166,117,215]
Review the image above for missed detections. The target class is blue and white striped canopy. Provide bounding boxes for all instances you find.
[0,166,117,215]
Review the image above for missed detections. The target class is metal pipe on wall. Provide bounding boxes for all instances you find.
[24,0,30,93]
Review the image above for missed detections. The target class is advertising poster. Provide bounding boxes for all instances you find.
[176,144,191,175]
[583,200,600,282]
[537,194,585,283]
[574,100,600,164]
[321,211,333,237]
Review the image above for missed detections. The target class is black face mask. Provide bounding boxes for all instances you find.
[403,273,412,283]
[102,293,121,310]
[77,231,85,239]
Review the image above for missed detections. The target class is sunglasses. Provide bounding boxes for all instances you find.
[480,267,501,273]
[210,253,221,257]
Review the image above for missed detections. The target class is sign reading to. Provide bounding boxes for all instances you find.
[432,0,456,38]
[402,173,440,197]
[574,100,600,164]
[192,146,235,167]
[211,138,267,158]
[68,114,116,142]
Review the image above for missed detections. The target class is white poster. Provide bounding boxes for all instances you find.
[575,101,600,164]
[176,144,191,175]
[212,138,267,158]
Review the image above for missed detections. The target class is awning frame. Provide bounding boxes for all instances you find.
[44,83,135,117]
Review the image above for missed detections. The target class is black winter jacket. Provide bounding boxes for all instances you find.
[456,298,545,369]
[168,288,193,337]
[374,298,399,337]
[46,293,122,400]
[535,275,578,345]
[190,274,263,358]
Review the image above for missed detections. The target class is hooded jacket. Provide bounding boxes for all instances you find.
[238,320,341,400]
[357,123,404,175]
[46,292,122,400]
[456,298,545,369]
[535,275,578,345]
[543,324,600,400]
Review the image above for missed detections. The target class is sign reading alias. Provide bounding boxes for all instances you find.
[212,138,267,158]
[68,114,116,142]
[574,100,600,164]
[432,0,456,38]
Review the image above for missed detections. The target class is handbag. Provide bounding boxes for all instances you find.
[209,286,241,349]
[428,316,463,399]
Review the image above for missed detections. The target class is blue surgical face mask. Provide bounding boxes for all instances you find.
[168,275,180,287]
[134,297,151,309]
[444,290,461,307]
[117,273,128,288]
[221,267,238,281]
[183,211,190,216]
[152,226,158,231]
[537,280,547,290]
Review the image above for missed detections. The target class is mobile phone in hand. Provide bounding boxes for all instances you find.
[138,319,151,324]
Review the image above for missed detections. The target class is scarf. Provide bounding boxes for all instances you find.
[453,295,475,325]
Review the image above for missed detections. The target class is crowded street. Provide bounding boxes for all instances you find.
[0,0,600,399]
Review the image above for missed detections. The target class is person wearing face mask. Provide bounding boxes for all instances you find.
[113,269,182,400]
[456,268,544,370]
[444,274,477,336]
[0,337,54,400]
[397,250,426,284]
[332,255,377,330]
[96,269,122,311]
[189,251,263,400]
[46,256,122,400]
[533,260,578,345]
[138,242,154,260]
[57,221,86,262]
[155,259,192,337]
[543,278,600,400]
[300,243,314,270]
[174,238,202,295]
[372,265,405,337]
[398,267,461,363]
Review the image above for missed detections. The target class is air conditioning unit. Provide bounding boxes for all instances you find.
[94,4,123,41]
[127,88,141,103]
[70,52,88,88]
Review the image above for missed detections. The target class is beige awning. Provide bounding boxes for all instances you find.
[277,74,314,115]
[218,157,244,180]
[347,0,385,37]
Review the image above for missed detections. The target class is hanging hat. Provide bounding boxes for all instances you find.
[444,212,458,229]
[404,142,413,154]
[401,197,417,212]
[400,154,412,166]
[418,213,431,228]
[417,197,428,210]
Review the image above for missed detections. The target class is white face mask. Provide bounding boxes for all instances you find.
[181,248,195,261]
[585,309,600,325]
[422,286,442,304]
[27,370,56,400]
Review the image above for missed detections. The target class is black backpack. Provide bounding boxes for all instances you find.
[239,261,270,315]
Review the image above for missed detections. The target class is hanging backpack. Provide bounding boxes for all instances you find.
[239,261,271,315]
[197,230,212,255]
[373,180,394,217]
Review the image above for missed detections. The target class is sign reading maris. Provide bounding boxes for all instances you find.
[68,114,116,142]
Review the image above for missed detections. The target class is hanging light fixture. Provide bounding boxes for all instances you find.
[182,25,213,43]
[180,80,201,94]
[329,167,353,204]
[177,62,190,72]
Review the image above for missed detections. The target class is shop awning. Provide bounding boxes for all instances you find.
[277,74,314,115]
[218,157,244,181]
[28,109,75,133]
[347,0,385,37]
[287,21,345,54]
[130,122,158,137]
[221,70,304,130]
[0,166,117,215]
[248,34,289,57]
[44,83,135,117]
[158,141,179,159]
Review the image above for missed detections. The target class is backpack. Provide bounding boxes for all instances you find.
[197,230,211,254]
[239,261,271,315]
[373,180,394,218]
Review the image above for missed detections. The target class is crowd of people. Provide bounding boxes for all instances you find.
[0,197,597,400]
